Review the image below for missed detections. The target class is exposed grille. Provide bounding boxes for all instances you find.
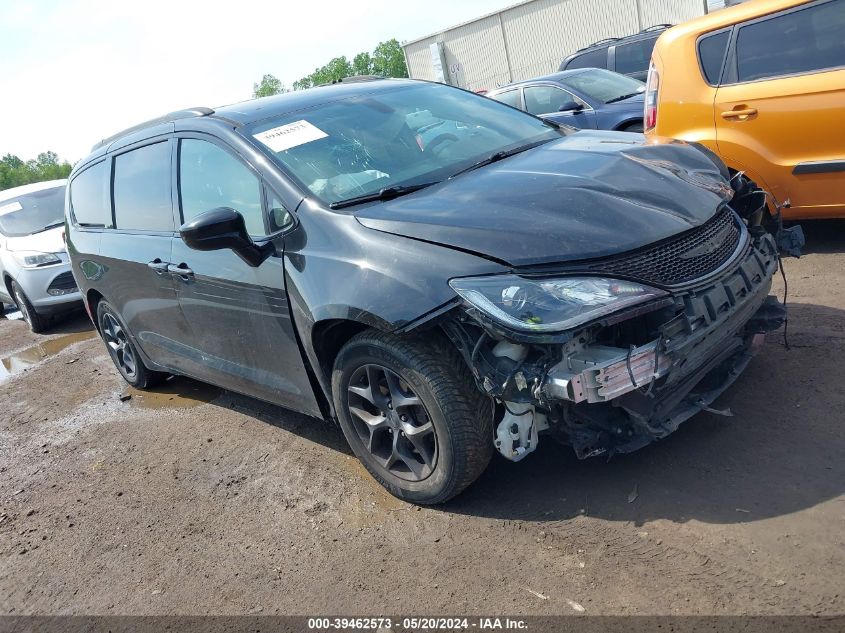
[585,207,741,287]
[48,271,77,292]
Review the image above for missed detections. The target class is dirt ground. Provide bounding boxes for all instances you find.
[1,221,844,617]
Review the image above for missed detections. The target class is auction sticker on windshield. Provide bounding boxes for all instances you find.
[253,120,328,152]
[0,201,23,216]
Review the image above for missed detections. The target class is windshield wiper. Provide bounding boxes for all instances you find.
[329,182,438,209]
[29,221,65,234]
[448,139,552,179]
[605,92,642,104]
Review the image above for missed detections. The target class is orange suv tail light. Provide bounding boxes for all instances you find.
[644,62,659,132]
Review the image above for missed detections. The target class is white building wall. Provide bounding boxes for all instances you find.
[403,0,707,91]
[639,0,708,27]
[501,0,640,82]
[437,15,513,90]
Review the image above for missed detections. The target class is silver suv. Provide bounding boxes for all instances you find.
[0,180,82,332]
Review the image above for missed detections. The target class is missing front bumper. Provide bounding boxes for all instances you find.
[542,229,785,458]
[543,340,672,404]
[455,229,786,462]
[546,293,785,459]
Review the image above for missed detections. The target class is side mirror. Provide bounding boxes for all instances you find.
[558,101,583,112]
[179,207,274,267]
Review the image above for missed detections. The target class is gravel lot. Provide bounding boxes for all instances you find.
[1,220,844,616]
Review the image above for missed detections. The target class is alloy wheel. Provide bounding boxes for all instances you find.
[13,286,31,325]
[347,364,438,481]
[102,312,137,378]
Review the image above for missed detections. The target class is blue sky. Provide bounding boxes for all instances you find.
[0,0,512,163]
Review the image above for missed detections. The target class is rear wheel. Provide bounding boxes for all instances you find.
[11,280,50,333]
[96,300,166,389]
[621,121,644,133]
[332,330,492,504]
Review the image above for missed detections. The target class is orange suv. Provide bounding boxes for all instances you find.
[644,0,845,219]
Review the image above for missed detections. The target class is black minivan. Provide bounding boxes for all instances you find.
[67,79,786,503]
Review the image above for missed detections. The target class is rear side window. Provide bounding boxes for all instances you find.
[179,139,265,236]
[113,142,173,232]
[698,30,730,84]
[71,162,111,228]
[614,37,656,74]
[489,89,521,109]
[564,48,607,70]
[736,0,845,82]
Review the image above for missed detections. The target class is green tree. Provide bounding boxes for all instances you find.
[37,151,59,166]
[292,78,312,91]
[314,56,354,85]
[294,56,353,90]
[252,74,290,99]
[352,51,374,76]
[372,39,408,78]
[291,38,408,91]
[253,73,287,98]
[0,152,72,192]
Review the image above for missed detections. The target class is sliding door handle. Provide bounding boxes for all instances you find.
[167,263,194,279]
[147,259,169,275]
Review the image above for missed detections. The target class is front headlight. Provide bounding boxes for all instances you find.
[449,275,667,332]
[11,251,62,268]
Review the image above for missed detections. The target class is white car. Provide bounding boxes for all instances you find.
[0,179,82,332]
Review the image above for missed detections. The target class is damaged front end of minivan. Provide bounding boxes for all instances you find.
[441,176,797,462]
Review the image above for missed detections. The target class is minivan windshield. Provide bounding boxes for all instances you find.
[0,185,66,237]
[245,82,563,207]
[559,69,645,103]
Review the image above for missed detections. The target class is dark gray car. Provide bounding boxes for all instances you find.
[66,79,790,503]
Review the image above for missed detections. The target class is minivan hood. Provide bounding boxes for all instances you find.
[5,225,66,254]
[355,131,733,267]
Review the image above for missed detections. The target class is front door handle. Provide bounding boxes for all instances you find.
[721,108,758,119]
[167,263,194,279]
[147,259,169,275]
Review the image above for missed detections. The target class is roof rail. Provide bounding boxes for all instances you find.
[578,36,620,51]
[640,23,672,33]
[316,74,385,87]
[91,107,214,152]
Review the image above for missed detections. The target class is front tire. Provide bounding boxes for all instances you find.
[11,280,50,333]
[96,300,166,389]
[332,330,492,504]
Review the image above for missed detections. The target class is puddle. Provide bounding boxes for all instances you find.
[126,376,221,409]
[0,331,97,383]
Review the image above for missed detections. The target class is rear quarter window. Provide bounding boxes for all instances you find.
[735,0,845,82]
[614,37,657,75]
[113,141,174,232]
[564,48,608,70]
[489,89,521,109]
[697,30,730,84]
[70,161,112,228]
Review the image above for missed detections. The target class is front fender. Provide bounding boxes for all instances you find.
[283,205,503,415]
